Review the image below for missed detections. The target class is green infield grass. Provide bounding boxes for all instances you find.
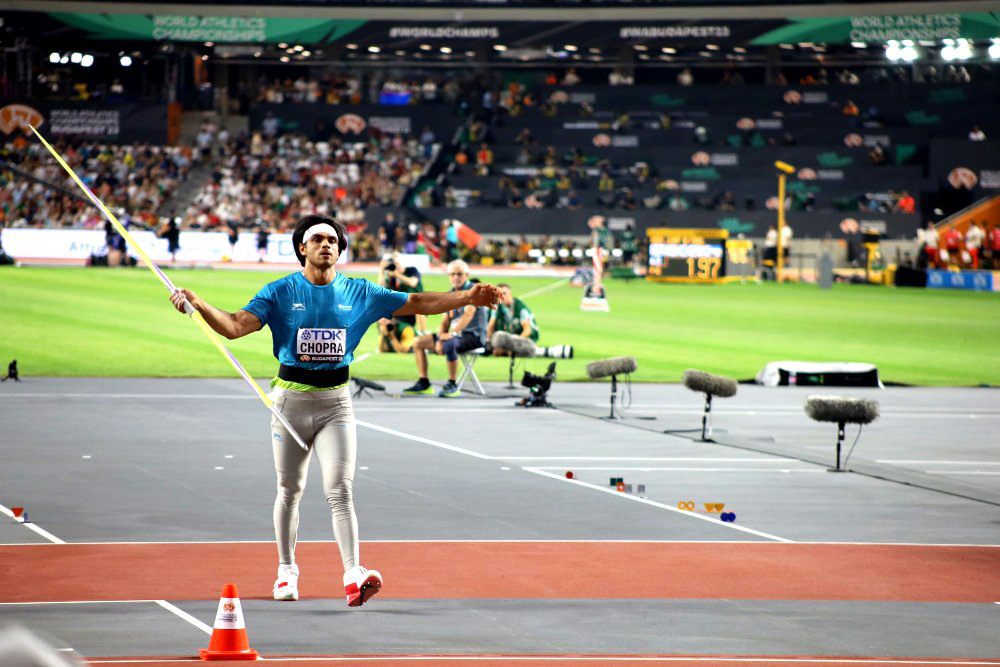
[1,266,997,386]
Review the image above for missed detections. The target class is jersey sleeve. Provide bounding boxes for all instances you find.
[363,280,409,323]
[242,282,275,326]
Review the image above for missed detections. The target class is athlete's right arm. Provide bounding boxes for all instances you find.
[170,288,262,340]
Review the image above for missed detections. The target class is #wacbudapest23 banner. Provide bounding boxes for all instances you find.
[9,11,1000,47]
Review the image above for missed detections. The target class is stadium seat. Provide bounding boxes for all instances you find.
[455,347,487,396]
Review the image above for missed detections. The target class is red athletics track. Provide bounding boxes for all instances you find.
[3,541,999,603]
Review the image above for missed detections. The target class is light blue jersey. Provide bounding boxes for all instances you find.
[243,272,408,370]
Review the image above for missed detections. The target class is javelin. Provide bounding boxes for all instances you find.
[30,124,309,451]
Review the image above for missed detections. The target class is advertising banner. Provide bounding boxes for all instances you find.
[5,11,995,47]
[925,269,998,292]
[249,103,463,140]
[0,100,169,144]
[0,228,353,265]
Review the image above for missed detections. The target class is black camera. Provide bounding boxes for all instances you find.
[385,262,397,273]
[519,362,556,408]
[385,322,395,333]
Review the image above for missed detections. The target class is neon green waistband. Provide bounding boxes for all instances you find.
[270,377,349,392]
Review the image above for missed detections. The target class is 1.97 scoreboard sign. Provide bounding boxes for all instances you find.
[646,228,753,283]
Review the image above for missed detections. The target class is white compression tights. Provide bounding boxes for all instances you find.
[269,385,358,572]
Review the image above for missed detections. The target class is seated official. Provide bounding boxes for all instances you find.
[487,284,573,359]
[404,259,489,397]
[376,317,415,353]
[378,252,426,334]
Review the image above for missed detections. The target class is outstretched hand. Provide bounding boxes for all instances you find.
[467,283,503,308]
[169,287,200,314]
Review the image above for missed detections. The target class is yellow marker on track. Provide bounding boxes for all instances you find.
[30,124,309,451]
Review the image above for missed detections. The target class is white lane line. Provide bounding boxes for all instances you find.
[154,599,213,635]
[519,277,571,300]
[3,539,997,547]
[0,600,157,605]
[523,467,793,543]
[0,503,66,544]
[356,420,493,460]
[879,460,1000,465]
[504,457,800,462]
[925,471,1000,475]
[0,599,213,637]
[82,656,1000,665]
[531,466,822,473]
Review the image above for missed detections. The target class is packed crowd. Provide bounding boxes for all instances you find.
[0,140,188,228]
[255,71,476,107]
[181,129,434,237]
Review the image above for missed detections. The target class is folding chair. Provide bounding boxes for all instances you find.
[455,347,486,395]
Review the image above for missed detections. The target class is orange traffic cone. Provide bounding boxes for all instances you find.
[199,583,258,661]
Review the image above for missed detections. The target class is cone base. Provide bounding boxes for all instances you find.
[199,648,259,661]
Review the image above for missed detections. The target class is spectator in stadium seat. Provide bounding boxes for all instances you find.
[916,221,938,269]
[563,68,581,86]
[969,125,986,142]
[715,191,737,212]
[475,143,493,170]
[764,224,778,264]
[668,193,690,211]
[988,224,1000,270]
[598,171,615,192]
[842,100,860,116]
[965,222,985,269]
[677,68,694,86]
[379,212,399,251]
[868,144,888,166]
[943,225,962,267]
[893,191,916,215]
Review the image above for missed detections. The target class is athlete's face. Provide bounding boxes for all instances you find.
[301,233,339,269]
[500,286,514,307]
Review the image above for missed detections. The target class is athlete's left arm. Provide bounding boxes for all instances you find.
[393,283,501,317]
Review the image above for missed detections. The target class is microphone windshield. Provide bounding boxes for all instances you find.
[586,356,637,379]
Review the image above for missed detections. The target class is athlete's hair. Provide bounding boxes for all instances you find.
[292,214,348,266]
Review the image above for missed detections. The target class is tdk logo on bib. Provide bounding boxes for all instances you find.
[297,328,347,362]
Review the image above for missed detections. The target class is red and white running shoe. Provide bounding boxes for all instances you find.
[273,563,299,601]
[343,565,382,607]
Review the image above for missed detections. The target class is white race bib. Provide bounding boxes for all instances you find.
[296,328,347,362]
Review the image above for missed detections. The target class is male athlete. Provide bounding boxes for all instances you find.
[170,214,501,606]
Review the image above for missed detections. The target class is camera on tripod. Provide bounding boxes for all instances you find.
[519,362,556,408]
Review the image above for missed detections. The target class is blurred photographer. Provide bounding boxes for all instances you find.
[487,284,573,359]
[377,251,426,334]
[376,318,416,353]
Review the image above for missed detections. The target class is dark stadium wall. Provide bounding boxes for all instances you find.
[362,206,920,240]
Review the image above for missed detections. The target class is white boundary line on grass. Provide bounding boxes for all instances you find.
[519,277,572,300]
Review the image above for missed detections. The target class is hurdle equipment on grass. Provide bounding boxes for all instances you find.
[200,583,258,661]
[682,369,738,442]
[587,356,637,419]
[29,125,309,453]
[492,331,537,388]
[804,395,880,472]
